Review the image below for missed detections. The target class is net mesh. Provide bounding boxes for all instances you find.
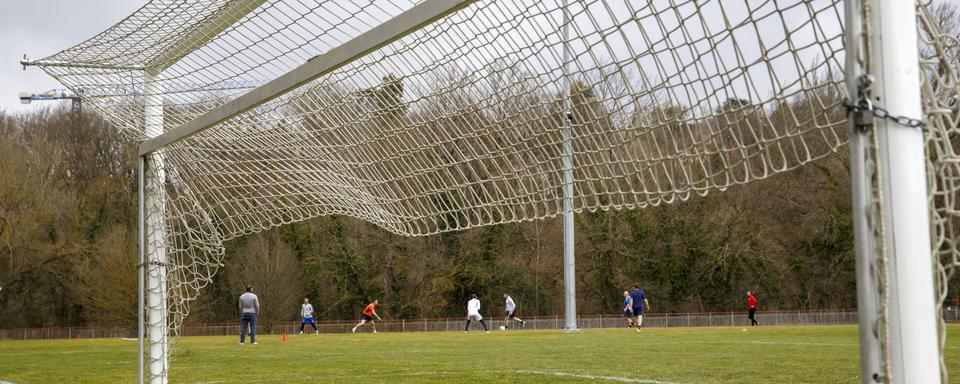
[919,1,960,382]
[26,0,959,381]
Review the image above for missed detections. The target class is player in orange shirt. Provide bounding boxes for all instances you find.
[352,299,382,333]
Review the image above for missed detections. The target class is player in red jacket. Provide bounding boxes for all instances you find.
[747,291,759,326]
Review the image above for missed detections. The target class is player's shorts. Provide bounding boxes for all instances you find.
[468,314,483,321]
[361,313,373,321]
[623,310,633,318]
[507,311,517,319]
[632,307,644,316]
[301,317,315,324]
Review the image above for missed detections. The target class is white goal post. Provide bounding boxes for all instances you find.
[21,0,960,383]
[849,0,939,382]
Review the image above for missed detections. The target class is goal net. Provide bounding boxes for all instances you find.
[24,0,959,382]
[920,2,960,381]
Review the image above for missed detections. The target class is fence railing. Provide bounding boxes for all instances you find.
[0,326,136,341]
[3,308,956,341]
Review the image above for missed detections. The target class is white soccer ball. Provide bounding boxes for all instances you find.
[499,325,507,330]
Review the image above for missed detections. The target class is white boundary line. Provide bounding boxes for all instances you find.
[747,340,857,347]
[514,370,686,383]
[744,340,960,350]
[215,369,686,383]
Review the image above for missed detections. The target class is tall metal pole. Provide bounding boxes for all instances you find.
[137,157,145,384]
[144,68,168,384]
[845,0,883,381]
[868,0,940,382]
[560,0,578,332]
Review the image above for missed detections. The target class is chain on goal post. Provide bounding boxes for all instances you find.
[20,0,960,382]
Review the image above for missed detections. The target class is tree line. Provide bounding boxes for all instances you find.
[0,105,861,329]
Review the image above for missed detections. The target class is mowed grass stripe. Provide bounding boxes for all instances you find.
[1,325,959,383]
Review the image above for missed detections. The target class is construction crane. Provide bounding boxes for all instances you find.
[19,57,260,123]
[18,88,82,115]
[20,53,261,114]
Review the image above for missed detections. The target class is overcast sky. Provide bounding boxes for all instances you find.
[0,0,144,113]
[2,0,957,120]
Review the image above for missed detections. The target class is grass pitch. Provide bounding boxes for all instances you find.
[2,325,959,383]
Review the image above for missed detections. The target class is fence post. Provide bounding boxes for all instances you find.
[1,310,870,340]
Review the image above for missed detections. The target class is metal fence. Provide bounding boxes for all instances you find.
[0,326,136,340]
[4,308,955,341]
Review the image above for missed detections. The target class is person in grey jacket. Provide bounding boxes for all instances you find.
[239,285,260,345]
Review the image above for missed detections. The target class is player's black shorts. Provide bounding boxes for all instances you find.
[362,314,373,321]
[507,311,517,319]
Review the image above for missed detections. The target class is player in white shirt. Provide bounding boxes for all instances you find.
[503,294,527,328]
[300,298,318,334]
[464,294,490,333]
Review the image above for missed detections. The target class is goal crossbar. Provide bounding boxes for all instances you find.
[147,0,270,71]
[138,0,475,156]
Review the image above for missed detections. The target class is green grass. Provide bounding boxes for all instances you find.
[2,325,959,383]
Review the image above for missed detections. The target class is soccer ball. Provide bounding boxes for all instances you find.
[498,325,507,330]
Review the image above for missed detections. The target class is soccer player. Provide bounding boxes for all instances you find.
[503,294,527,328]
[622,290,634,328]
[628,284,650,333]
[747,291,759,326]
[464,294,489,333]
[239,285,259,345]
[352,299,381,333]
[300,298,318,334]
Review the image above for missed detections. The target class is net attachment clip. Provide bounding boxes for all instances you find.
[845,74,927,132]
[138,261,167,269]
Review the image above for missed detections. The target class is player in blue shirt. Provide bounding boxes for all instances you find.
[300,298,318,335]
[622,290,634,328]
[629,285,650,333]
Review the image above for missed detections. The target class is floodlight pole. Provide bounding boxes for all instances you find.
[560,0,578,333]
[143,68,168,384]
[867,0,940,382]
